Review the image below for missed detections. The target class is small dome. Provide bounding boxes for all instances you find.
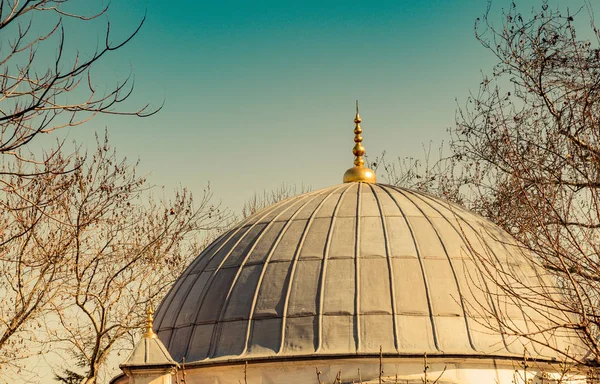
[154,183,575,364]
[120,336,177,368]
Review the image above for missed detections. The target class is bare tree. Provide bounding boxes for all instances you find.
[446,0,600,366]
[0,138,82,374]
[0,134,230,382]
[0,1,179,379]
[0,0,155,158]
[373,143,465,205]
[0,0,168,379]
[52,135,229,383]
[378,0,600,368]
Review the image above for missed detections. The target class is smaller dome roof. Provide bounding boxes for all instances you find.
[120,337,178,368]
[121,309,178,369]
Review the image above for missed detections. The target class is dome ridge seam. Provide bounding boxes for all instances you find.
[240,186,342,357]
[316,184,353,353]
[369,183,400,352]
[278,184,348,355]
[177,193,312,359]
[395,187,478,353]
[378,184,441,352]
[206,188,328,358]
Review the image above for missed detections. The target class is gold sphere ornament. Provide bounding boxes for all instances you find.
[343,101,376,183]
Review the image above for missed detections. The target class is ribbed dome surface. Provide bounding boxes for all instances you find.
[154,183,573,364]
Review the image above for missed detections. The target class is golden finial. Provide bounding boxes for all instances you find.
[143,306,157,339]
[343,101,376,183]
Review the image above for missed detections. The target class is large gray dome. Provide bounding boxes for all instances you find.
[154,183,574,364]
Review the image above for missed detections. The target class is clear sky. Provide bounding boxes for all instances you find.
[53,0,594,214]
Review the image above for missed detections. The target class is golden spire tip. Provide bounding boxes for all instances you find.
[143,305,157,339]
[343,101,376,184]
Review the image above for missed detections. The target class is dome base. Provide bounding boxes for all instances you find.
[112,355,586,384]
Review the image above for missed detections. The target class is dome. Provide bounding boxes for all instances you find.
[153,182,575,365]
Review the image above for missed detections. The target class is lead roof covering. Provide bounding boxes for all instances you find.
[154,183,576,364]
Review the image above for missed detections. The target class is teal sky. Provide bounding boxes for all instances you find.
[53,0,594,213]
